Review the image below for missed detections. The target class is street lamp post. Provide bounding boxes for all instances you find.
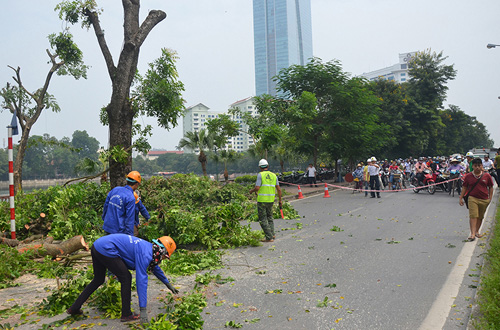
[487,43,500,49]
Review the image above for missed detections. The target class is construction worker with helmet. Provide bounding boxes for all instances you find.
[249,159,282,242]
[133,191,150,236]
[102,171,142,236]
[67,234,178,323]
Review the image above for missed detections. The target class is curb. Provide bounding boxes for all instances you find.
[466,189,499,329]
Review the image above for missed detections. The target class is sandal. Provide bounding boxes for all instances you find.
[467,236,476,242]
[475,233,485,238]
[121,313,140,322]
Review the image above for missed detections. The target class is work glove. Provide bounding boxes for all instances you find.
[140,307,148,324]
[166,282,179,294]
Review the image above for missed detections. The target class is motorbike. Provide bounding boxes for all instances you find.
[433,168,450,192]
[411,169,436,194]
[447,169,463,197]
[483,165,498,185]
[390,169,404,190]
[380,168,390,190]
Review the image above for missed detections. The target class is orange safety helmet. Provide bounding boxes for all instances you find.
[134,192,139,204]
[156,236,176,258]
[126,171,142,184]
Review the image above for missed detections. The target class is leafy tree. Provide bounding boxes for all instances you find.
[177,129,213,177]
[56,1,183,188]
[210,149,241,181]
[406,50,457,155]
[440,105,493,154]
[71,130,100,160]
[0,32,87,191]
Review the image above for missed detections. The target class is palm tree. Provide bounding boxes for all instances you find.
[177,129,213,176]
[219,149,241,181]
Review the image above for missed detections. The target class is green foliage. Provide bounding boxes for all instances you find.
[162,250,223,276]
[89,277,136,319]
[162,292,207,330]
[48,32,89,79]
[38,269,92,316]
[234,175,257,184]
[195,272,234,286]
[138,313,178,330]
[0,182,108,240]
[133,49,185,130]
[475,204,500,329]
[140,174,292,248]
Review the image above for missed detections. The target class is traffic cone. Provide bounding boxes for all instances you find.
[297,185,304,199]
[323,183,331,198]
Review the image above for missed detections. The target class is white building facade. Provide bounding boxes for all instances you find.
[182,98,257,153]
[360,52,416,83]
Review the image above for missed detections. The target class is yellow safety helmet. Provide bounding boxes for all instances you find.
[126,171,142,184]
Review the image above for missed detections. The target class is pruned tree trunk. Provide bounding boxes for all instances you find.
[83,3,166,188]
[18,235,89,257]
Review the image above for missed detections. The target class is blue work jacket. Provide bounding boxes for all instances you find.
[93,234,171,308]
[135,200,150,226]
[102,185,136,235]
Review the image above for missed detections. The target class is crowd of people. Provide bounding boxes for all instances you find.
[351,151,499,242]
[352,150,500,194]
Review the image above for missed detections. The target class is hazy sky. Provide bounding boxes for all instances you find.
[1,0,500,152]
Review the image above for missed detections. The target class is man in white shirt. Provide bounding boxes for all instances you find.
[368,157,381,198]
[306,163,317,187]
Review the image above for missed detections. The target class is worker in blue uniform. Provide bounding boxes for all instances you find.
[102,171,141,236]
[134,191,150,236]
[66,234,178,323]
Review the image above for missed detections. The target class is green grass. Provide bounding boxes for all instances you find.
[475,195,500,329]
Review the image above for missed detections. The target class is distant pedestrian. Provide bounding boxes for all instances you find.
[249,159,282,242]
[363,159,371,197]
[459,158,494,241]
[306,163,317,187]
[368,157,381,198]
[495,150,500,185]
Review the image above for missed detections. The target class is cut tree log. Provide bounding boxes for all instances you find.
[0,237,20,247]
[17,235,89,257]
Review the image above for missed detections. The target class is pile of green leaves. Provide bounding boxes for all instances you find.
[475,203,500,328]
[0,182,109,241]
[139,174,298,249]
[38,269,92,316]
[162,249,223,276]
[0,245,77,288]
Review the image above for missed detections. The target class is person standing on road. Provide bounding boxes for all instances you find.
[363,159,371,197]
[102,171,141,236]
[459,158,494,241]
[368,157,381,198]
[249,159,282,242]
[306,163,317,187]
[66,234,179,323]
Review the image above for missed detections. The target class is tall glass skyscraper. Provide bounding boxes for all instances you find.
[253,0,313,96]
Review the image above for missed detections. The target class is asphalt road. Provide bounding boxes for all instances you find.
[202,186,499,330]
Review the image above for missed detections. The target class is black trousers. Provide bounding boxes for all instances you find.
[370,175,380,197]
[69,245,133,317]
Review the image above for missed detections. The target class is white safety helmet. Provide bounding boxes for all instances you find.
[367,158,371,163]
[258,159,269,168]
[371,157,377,162]
[466,152,474,157]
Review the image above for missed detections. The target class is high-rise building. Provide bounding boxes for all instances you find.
[181,98,257,154]
[360,52,416,83]
[253,0,313,96]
